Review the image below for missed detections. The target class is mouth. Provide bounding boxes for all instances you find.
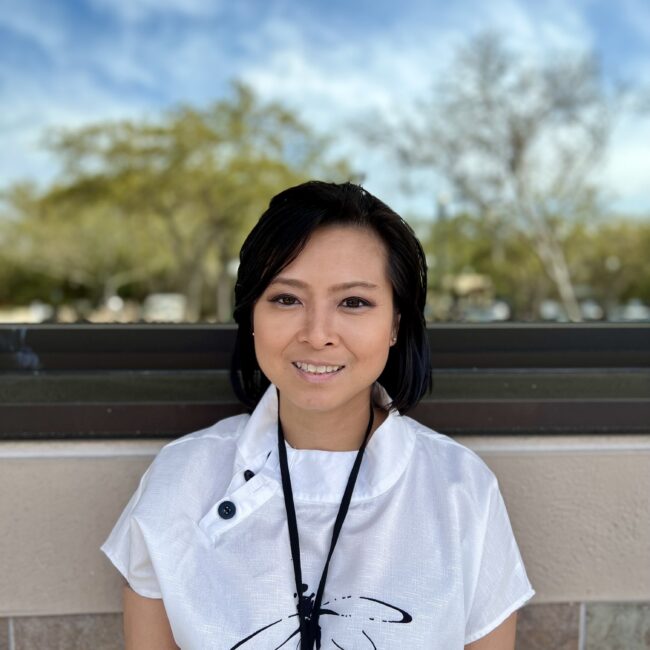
[291,361,346,377]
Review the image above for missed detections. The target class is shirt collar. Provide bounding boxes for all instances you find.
[235,382,416,503]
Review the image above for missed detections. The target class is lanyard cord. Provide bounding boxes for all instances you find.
[277,397,375,650]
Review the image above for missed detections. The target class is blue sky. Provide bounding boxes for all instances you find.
[1,0,649,217]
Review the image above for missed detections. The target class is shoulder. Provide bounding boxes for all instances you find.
[137,413,251,506]
[160,412,249,456]
[400,414,499,499]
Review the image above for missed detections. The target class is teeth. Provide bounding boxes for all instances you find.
[294,362,343,374]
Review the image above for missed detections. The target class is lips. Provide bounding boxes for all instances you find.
[292,361,345,374]
[291,361,346,383]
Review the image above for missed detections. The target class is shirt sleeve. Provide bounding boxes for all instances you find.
[100,463,163,599]
[463,475,535,644]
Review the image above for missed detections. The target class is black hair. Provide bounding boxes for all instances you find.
[230,180,432,414]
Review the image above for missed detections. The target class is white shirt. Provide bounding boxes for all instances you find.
[101,382,534,649]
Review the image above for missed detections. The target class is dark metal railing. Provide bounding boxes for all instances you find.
[1,323,648,439]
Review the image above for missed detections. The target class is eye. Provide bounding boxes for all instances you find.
[342,297,371,309]
[269,294,300,306]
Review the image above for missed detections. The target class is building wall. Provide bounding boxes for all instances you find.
[1,434,649,648]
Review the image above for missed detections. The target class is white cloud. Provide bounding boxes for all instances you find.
[451,0,594,58]
[87,0,225,24]
[601,113,650,214]
[0,3,236,186]
[237,1,604,216]
[0,0,647,216]
[238,18,454,214]
[86,36,160,89]
[0,0,65,53]
[0,64,152,187]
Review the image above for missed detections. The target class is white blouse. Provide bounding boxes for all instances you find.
[101,382,534,649]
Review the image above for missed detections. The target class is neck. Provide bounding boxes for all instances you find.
[278,389,388,451]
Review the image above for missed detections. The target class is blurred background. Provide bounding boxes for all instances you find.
[1,0,649,324]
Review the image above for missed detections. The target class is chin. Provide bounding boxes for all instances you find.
[286,390,342,411]
[293,394,338,409]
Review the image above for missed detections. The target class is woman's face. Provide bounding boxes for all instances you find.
[252,225,400,416]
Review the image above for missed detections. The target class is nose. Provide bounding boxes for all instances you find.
[297,303,338,348]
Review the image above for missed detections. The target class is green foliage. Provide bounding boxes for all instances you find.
[380,31,637,321]
[565,218,650,307]
[419,211,650,320]
[2,82,352,320]
[1,76,647,323]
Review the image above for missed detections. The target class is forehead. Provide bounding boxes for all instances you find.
[282,225,390,283]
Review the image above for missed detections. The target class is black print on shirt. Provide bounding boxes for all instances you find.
[231,583,412,649]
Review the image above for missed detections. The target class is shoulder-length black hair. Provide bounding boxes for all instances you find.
[230,180,432,414]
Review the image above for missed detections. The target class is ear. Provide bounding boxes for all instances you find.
[391,313,401,343]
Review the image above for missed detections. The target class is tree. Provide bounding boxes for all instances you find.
[566,217,650,313]
[418,211,553,320]
[390,32,625,321]
[1,182,164,313]
[416,210,650,321]
[28,82,351,321]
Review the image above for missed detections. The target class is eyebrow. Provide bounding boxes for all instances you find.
[268,277,380,292]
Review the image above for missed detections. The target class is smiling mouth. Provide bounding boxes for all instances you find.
[292,362,345,375]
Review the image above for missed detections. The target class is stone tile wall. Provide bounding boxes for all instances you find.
[584,604,650,650]
[516,603,650,650]
[0,603,648,649]
[0,618,8,650]
[516,603,581,649]
[0,615,122,650]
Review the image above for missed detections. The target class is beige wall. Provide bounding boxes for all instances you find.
[1,434,649,616]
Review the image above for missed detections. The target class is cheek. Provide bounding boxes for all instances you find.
[351,325,392,358]
[253,330,278,363]
[252,322,292,376]
[251,308,267,357]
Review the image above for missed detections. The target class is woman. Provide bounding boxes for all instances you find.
[101,181,534,649]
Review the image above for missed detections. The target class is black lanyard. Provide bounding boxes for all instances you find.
[277,396,375,649]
